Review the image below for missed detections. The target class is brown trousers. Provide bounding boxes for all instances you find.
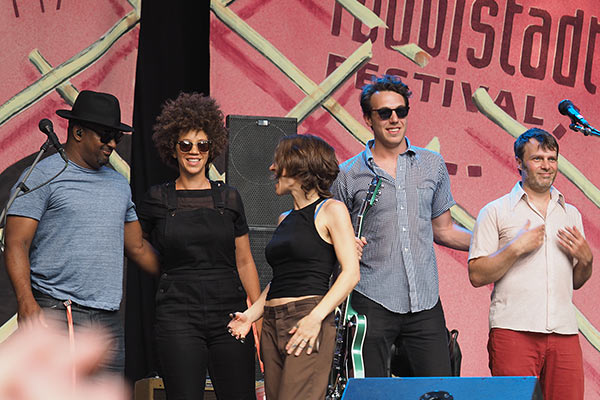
[261,296,336,400]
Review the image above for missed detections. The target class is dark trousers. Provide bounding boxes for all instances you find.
[351,292,451,377]
[155,272,256,400]
[33,289,124,375]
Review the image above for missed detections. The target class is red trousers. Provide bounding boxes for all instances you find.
[488,328,584,400]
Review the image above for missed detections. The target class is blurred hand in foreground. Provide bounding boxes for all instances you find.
[0,322,128,400]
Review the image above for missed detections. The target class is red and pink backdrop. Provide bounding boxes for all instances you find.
[210,0,600,394]
[1,0,599,396]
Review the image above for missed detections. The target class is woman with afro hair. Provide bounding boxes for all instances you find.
[137,92,261,400]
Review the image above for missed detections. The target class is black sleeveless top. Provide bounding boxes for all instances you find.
[265,198,337,300]
[137,181,249,275]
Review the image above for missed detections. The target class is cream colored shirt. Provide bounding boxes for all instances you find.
[469,182,583,334]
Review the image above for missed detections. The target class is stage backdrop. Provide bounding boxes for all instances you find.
[209,0,600,397]
[0,1,599,398]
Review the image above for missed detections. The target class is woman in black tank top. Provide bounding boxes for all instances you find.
[228,134,360,400]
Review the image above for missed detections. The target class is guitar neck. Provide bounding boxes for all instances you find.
[354,214,365,238]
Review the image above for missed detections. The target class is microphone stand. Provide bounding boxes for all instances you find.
[569,122,600,138]
[0,139,54,252]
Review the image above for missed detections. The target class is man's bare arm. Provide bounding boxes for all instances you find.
[469,220,544,287]
[432,210,472,251]
[124,221,160,275]
[3,216,46,327]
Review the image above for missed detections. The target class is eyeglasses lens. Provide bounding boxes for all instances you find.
[375,106,409,120]
[82,123,122,144]
[100,131,123,144]
[177,140,210,153]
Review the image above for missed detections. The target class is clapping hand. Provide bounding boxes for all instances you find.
[557,226,593,264]
[513,220,545,256]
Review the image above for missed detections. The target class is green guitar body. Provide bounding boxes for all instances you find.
[326,175,380,399]
[345,294,366,379]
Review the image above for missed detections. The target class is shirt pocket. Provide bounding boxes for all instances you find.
[417,180,436,220]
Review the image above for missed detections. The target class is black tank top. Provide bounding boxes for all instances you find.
[265,198,337,300]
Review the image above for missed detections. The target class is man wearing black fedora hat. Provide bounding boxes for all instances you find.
[3,90,159,374]
[54,89,135,169]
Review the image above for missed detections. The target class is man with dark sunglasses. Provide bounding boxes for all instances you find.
[3,90,159,375]
[332,75,471,378]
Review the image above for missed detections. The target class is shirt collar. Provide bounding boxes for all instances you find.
[509,181,566,210]
[364,137,416,165]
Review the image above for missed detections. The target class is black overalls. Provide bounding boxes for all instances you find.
[153,182,256,400]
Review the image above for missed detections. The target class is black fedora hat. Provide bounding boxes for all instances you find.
[56,90,133,132]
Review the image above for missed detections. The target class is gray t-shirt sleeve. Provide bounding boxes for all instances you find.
[8,167,51,221]
[125,196,137,222]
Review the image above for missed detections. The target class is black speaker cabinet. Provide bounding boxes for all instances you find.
[226,115,296,228]
[341,377,542,399]
[226,115,297,290]
[247,226,276,290]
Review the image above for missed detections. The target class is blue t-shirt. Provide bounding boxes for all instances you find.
[8,153,137,310]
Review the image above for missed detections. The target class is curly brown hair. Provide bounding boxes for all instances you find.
[152,92,228,170]
[273,134,339,199]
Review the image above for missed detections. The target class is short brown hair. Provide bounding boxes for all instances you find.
[360,74,412,115]
[514,127,559,161]
[152,92,228,170]
[273,134,339,198]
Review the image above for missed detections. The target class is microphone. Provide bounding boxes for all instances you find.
[38,118,68,162]
[558,100,591,128]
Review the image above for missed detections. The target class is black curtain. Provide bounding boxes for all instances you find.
[125,2,210,385]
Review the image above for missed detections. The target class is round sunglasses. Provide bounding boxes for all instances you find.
[372,106,410,120]
[177,139,211,153]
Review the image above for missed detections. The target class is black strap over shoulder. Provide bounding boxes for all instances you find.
[166,182,177,213]
[210,180,225,214]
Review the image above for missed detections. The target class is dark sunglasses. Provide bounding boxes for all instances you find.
[177,139,211,153]
[81,123,123,144]
[372,106,410,120]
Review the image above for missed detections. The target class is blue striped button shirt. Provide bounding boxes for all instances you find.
[331,138,456,313]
